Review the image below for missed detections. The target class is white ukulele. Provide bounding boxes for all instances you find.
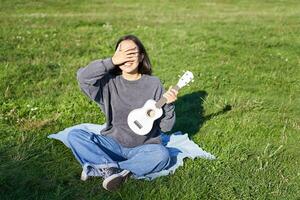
[127,71,194,135]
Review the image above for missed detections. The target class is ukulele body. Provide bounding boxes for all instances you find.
[127,99,163,136]
[127,70,194,136]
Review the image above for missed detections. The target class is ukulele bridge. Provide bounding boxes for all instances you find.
[134,120,143,129]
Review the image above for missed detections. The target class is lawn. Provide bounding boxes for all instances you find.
[0,0,299,199]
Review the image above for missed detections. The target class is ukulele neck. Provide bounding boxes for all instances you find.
[155,85,180,109]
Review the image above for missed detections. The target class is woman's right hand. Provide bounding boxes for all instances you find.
[111,44,139,65]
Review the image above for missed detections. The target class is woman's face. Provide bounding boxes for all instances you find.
[118,40,142,74]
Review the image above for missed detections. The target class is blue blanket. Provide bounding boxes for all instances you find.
[48,123,216,180]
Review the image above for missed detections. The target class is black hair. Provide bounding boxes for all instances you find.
[111,34,152,75]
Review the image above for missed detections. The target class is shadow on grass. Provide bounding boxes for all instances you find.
[0,140,113,199]
[173,90,232,137]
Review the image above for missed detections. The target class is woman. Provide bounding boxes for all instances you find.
[68,34,178,191]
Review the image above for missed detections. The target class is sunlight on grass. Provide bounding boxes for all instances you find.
[0,0,299,199]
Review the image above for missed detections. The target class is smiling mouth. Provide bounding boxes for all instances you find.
[124,62,133,66]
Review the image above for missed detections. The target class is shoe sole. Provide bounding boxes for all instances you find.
[102,170,130,191]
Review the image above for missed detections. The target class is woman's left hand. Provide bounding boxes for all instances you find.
[163,86,178,104]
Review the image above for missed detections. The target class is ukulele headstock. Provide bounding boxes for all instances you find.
[177,70,194,88]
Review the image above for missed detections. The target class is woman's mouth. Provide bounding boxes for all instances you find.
[124,62,133,66]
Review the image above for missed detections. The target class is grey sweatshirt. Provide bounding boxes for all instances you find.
[76,57,176,148]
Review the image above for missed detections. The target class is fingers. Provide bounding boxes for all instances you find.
[125,54,138,60]
[114,45,139,65]
[124,46,137,52]
[121,49,139,59]
[163,93,177,104]
[124,53,138,61]
[123,47,139,56]
[125,53,139,57]
[125,54,139,60]
[171,89,178,96]
[123,57,137,63]
[116,43,121,51]
[163,86,178,104]
[168,86,178,96]
[167,91,177,99]
[116,44,137,53]
[125,51,139,57]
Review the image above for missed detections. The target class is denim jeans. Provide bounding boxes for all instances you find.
[67,128,171,176]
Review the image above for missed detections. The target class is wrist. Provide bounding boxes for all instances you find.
[102,57,116,71]
[111,57,117,65]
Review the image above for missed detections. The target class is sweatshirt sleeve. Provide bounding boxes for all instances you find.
[76,57,115,106]
[155,81,176,132]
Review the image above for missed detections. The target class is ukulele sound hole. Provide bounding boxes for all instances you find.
[146,109,155,117]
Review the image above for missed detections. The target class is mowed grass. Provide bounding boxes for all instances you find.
[0,0,299,199]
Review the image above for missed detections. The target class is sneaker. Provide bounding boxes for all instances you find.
[80,167,115,181]
[102,169,131,191]
[81,170,88,181]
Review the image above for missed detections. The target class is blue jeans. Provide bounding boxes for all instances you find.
[67,129,170,176]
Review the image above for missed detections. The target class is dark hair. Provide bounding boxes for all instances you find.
[111,34,152,75]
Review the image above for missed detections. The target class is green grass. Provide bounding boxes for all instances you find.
[1,0,299,199]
